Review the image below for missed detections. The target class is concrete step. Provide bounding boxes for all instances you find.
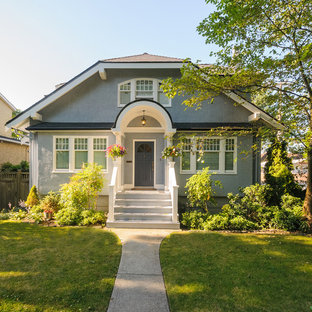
[115,212,172,222]
[106,220,180,229]
[115,199,172,207]
[114,206,172,214]
[116,191,171,200]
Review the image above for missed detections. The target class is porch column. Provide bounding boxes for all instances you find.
[113,131,123,191]
[164,132,174,191]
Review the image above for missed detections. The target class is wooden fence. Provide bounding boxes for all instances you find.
[0,172,29,210]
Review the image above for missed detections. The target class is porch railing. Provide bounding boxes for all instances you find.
[108,165,118,222]
[168,161,179,223]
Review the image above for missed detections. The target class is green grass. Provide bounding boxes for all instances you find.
[0,221,121,312]
[160,232,312,312]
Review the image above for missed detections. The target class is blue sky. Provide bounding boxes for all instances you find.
[0,0,217,110]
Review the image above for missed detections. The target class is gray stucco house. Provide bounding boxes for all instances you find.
[6,53,282,228]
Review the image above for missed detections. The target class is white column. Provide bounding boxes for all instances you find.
[164,133,174,191]
[113,131,123,191]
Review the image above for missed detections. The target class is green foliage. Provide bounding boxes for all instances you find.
[0,213,10,220]
[29,204,44,223]
[180,211,211,230]
[55,207,82,226]
[0,161,29,172]
[9,210,28,220]
[40,191,61,213]
[203,215,229,231]
[264,138,303,206]
[272,194,310,232]
[25,185,39,208]
[185,167,222,212]
[60,163,104,211]
[79,210,107,226]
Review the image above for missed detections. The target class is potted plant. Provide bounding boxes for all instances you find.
[162,145,182,159]
[106,144,127,160]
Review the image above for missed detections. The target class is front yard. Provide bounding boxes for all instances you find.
[160,232,312,312]
[0,221,121,312]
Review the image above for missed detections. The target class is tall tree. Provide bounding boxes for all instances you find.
[162,0,312,220]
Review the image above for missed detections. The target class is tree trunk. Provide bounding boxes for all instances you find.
[303,146,312,221]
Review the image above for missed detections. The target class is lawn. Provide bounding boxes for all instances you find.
[160,232,312,312]
[0,221,121,312]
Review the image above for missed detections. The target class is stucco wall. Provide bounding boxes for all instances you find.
[0,141,29,164]
[39,69,252,124]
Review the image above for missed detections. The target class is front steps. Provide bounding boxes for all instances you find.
[106,190,180,229]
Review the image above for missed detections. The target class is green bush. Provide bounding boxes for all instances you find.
[55,207,82,226]
[203,215,229,230]
[272,194,310,232]
[0,212,10,220]
[0,161,29,172]
[79,210,107,226]
[185,167,222,212]
[25,185,40,208]
[40,191,61,213]
[181,211,211,230]
[29,204,44,223]
[228,216,259,231]
[9,210,28,220]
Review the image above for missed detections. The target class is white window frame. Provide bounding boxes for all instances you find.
[53,135,108,173]
[118,78,172,107]
[180,136,237,175]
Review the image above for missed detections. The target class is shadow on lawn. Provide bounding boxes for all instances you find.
[0,222,121,312]
[161,231,312,312]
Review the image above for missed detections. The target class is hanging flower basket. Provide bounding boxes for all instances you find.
[106,144,127,160]
[43,209,53,220]
[162,146,182,159]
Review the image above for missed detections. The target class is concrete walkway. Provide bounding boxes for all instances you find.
[107,229,175,312]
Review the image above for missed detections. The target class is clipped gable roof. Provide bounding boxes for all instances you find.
[102,53,183,63]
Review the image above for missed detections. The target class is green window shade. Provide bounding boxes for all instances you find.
[56,151,69,169]
[225,152,234,171]
[94,151,107,169]
[196,152,219,170]
[75,151,88,169]
[182,152,191,170]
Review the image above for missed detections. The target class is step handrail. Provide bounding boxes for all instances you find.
[168,161,179,223]
[108,165,118,222]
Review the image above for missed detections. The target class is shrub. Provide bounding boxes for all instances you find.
[272,194,310,232]
[181,211,211,230]
[0,161,29,172]
[0,212,10,220]
[79,210,107,226]
[29,204,44,223]
[9,210,28,220]
[25,185,39,208]
[228,216,259,231]
[203,215,229,230]
[55,207,82,226]
[60,163,104,211]
[40,191,61,213]
[185,167,222,212]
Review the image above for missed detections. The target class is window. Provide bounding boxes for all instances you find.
[180,137,237,174]
[55,138,69,169]
[118,78,171,107]
[93,138,107,169]
[54,136,108,172]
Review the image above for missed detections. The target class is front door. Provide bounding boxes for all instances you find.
[135,141,154,187]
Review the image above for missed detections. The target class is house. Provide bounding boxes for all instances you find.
[6,53,282,228]
[0,92,29,165]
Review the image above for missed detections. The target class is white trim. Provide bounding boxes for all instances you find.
[101,62,183,69]
[180,136,237,175]
[118,78,172,107]
[0,92,16,111]
[133,139,156,188]
[0,136,29,146]
[224,91,285,130]
[53,135,108,173]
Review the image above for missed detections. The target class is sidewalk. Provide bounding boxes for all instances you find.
[107,229,175,312]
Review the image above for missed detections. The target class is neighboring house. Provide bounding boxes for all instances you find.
[6,53,282,228]
[0,92,29,165]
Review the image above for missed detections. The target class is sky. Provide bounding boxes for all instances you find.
[0,0,218,111]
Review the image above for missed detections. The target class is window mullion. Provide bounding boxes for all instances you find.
[220,138,225,173]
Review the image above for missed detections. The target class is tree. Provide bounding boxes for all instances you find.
[264,138,303,206]
[162,0,312,220]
